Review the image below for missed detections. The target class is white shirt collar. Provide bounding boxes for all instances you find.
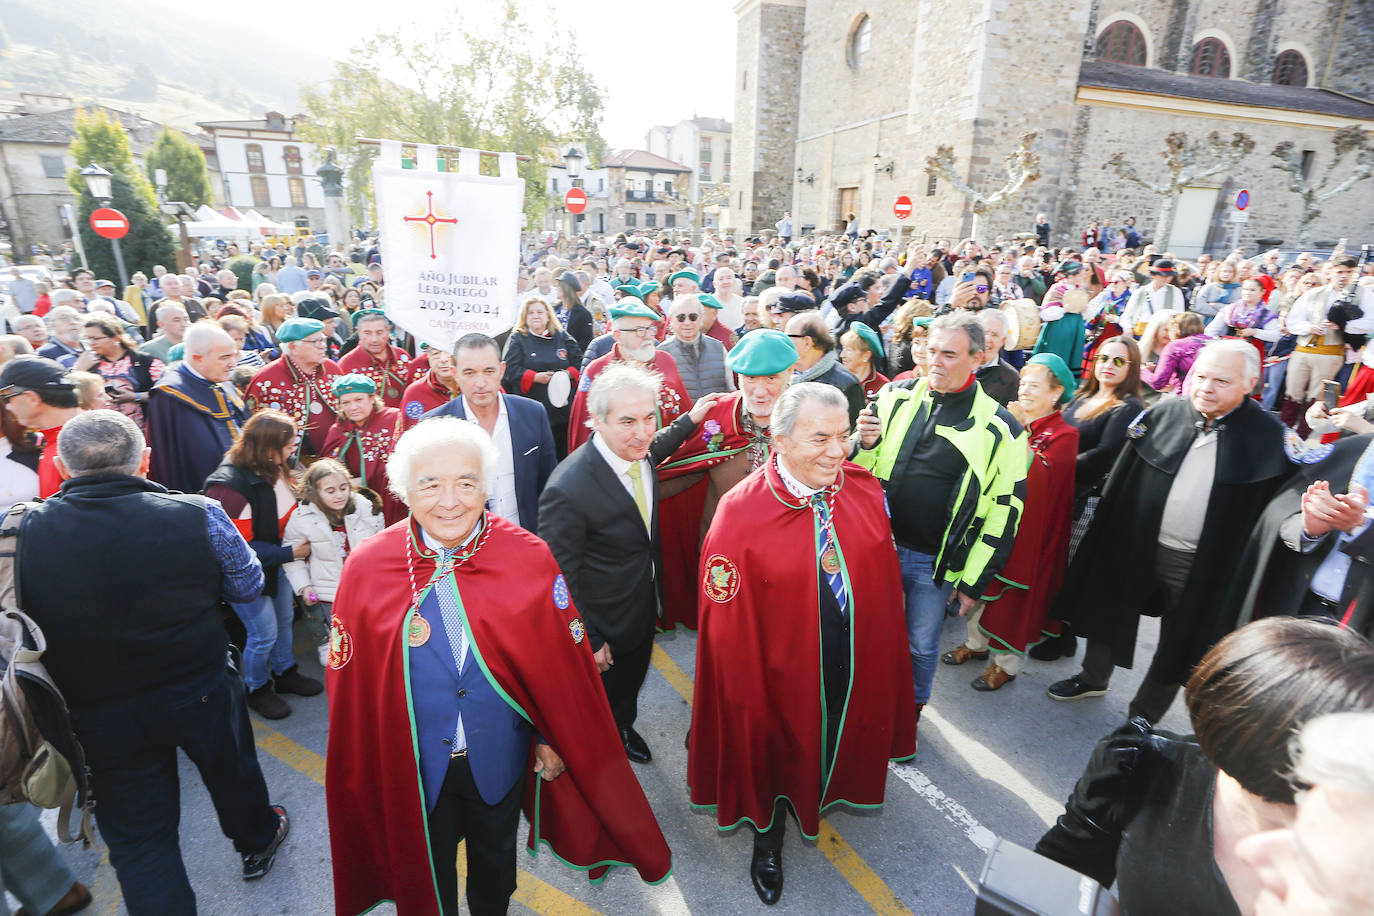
[420,517,483,554]
[776,456,819,498]
[460,392,507,422]
[591,431,639,478]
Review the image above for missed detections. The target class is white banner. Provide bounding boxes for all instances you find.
[373,149,524,352]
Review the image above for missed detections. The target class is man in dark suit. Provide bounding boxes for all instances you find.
[538,364,714,763]
[426,333,557,534]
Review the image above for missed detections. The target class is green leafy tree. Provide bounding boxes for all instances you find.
[66,109,175,281]
[145,127,212,208]
[297,0,606,230]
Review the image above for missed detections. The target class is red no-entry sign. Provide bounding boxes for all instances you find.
[893,195,912,220]
[565,188,587,214]
[90,207,129,239]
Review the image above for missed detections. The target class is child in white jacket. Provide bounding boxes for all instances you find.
[283,459,386,666]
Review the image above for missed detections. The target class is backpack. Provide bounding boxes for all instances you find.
[0,501,96,846]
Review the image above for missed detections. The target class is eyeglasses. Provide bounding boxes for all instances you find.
[0,388,26,401]
[786,333,809,340]
[674,313,700,322]
[618,326,655,337]
[1095,354,1128,367]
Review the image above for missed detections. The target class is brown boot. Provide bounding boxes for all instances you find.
[971,662,1015,691]
[941,645,989,666]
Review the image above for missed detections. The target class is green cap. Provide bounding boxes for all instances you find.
[332,372,377,398]
[697,293,722,310]
[276,317,325,344]
[1026,352,1075,404]
[668,269,700,288]
[167,343,185,363]
[1058,260,1085,276]
[726,329,798,377]
[350,307,387,328]
[637,281,661,300]
[850,322,885,360]
[610,297,659,321]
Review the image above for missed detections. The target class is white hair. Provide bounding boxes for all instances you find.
[586,364,660,426]
[1292,712,1374,796]
[48,291,81,311]
[386,416,498,502]
[183,322,233,357]
[977,308,1011,336]
[156,302,188,324]
[773,382,848,439]
[1200,337,1261,382]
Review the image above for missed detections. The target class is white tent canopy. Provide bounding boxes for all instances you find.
[179,206,291,239]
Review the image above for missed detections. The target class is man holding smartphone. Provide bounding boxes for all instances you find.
[946,265,994,312]
[1283,255,1374,430]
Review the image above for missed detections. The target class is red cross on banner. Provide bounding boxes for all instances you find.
[402,190,458,259]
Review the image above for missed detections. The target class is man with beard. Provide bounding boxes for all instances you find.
[244,318,342,458]
[337,309,415,408]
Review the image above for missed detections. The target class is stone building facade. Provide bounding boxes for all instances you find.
[733,0,1374,256]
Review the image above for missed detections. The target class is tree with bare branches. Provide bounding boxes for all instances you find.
[1272,126,1374,246]
[924,132,1041,239]
[1104,130,1254,248]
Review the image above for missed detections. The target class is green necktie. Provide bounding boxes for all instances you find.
[626,461,650,530]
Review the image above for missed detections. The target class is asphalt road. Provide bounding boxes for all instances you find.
[28,614,1189,916]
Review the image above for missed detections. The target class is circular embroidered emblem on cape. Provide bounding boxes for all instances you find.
[703,554,741,603]
[569,616,585,644]
[404,400,425,419]
[327,615,353,670]
[407,614,431,647]
[386,387,399,400]
[309,400,324,414]
[557,348,568,360]
[553,574,570,609]
[270,401,282,412]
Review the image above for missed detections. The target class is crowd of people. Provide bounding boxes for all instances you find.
[0,219,1371,916]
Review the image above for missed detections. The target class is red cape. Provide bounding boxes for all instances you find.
[687,459,915,836]
[655,393,765,631]
[977,411,1078,652]
[399,371,456,431]
[245,355,342,455]
[326,518,672,916]
[566,347,690,453]
[338,345,417,408]
[320,406,406,525]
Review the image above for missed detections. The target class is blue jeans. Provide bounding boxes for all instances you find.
[1262,360,1287,410]
[0,803,78,915]
[70,665,277,915]
[231,575,296,690]
[896,546,953,706]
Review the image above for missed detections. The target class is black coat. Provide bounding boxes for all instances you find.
[537,415,695,653]
[975,359,1019,406]
[1229,433,1374,636]
[808,360,866,423]
[1054,397,1292,682]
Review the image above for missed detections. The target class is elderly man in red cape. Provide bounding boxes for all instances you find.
[325,417,672,916]
[656,328,797,629]
[567,298,690,453]
[687,382,916,906]
[245,317,341,457]
[337,308,416,408]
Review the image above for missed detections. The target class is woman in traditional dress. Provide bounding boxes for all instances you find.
[1032,260,1089,379]
[320,373,405,525]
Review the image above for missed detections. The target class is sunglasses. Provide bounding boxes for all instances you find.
[674,313,700,322]
[1095,354,1128,367]
[975,285,988,294]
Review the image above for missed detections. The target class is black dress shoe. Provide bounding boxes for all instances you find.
[1029,632,1077,661]
[619,726,652,763]
[750,847,783,905]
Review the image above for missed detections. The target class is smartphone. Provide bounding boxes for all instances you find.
[1324,379,1342,411]
[960,271,977,284]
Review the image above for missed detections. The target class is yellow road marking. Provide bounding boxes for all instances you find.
[249,720,602,915]
[650,645,913,916]
[93,845,120,916]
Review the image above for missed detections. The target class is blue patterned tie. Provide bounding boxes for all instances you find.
[812,495,847,613]
[435,548,469,748]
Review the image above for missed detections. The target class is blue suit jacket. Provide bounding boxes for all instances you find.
[423,393,556,535]
[408,587,532,809]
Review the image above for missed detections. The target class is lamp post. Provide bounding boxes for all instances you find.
[563,146,584,244]
[80,162,129,291]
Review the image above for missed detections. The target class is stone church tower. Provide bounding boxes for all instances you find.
[732,0,1374,254]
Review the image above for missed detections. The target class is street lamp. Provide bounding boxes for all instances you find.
[79,162,129,291]
[563,146,584,180]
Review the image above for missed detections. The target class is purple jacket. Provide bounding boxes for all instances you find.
[1143,334,1208,394]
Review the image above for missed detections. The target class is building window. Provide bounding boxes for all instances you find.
[1273,49,1309,86]
[246,144,265,173]
[250,175,270,208]
[847,14,871,70]
[283,145,302,175]
[738,192,743,210]
[666,214,676,228]
[663,180,674,195]
[1300,149,1316,181]
[646,212,657,228]
[40,155,64,178]
[926,174,938,196]
[288,177,306,207]
[742,70,747,91]
[599,178,605,192]
[552,177,559,192]
[1190,38,1231,78]
[1095,20,1146,66]
[699,138,712,182]
[626,213,637,228]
